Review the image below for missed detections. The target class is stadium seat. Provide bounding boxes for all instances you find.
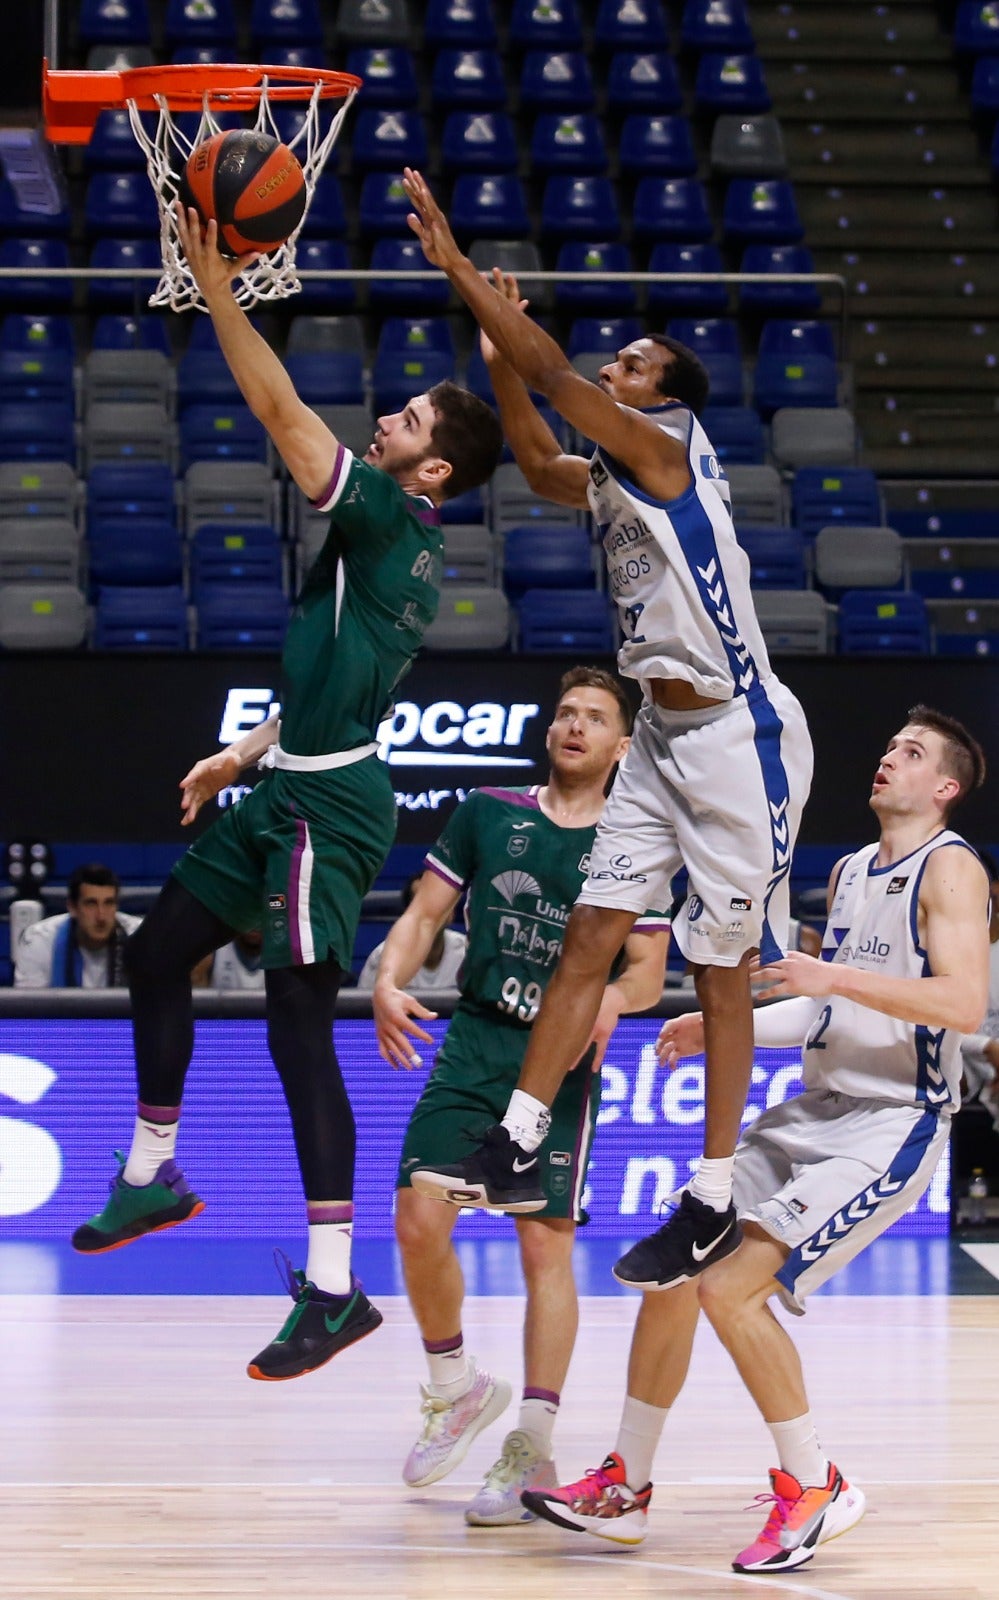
[567,317,643,356]
[736,523,806,588]
[792,467,881,537]
[726,463,785,524]
[378,317,455,357]
[837,590,929,655]
[191,523,284,594]
[971,57,999,113]
[423,584,510,649]
[906,537,999,600]
[87,43,155,69]
[553,242,637,315]
[0,239,73,310]
[710,113,787,178]
[169,44,228,63]
[84,172,159,237]
[260,44,325,69]
[84,401,174,469]
[509,0,584,50]
[694,53,771,113]
[372,350,455,414]
[723,179,804,244]
[681,0,755,53]
[0,347,73,406]
[596,0,669,51]
[619,115,698,177]
[0,581,87,650]
[441,523,498,584]
[164,0,238,46]
[358,172,416,237]
[606,51,683,113]
[439,485,486,524]
[352,109,429,173]
[927,599,999,656]
[1,313,75,356]
[441,112,519,173]
[345,47,419,107]
[701,405,765,464]
[518,50,595,113]
[0,461,81,523]
[753,589,830,654]
[185,461,276,531]
[503,523,596,597]
[0,401,75,464]
[196,582,290,650]
[452,174,531,239]
[492,463,579,533]
[530,113,608,174]
[759,320,837,361]
[251,0,323,45]
[79,0,151,44]
[86,239,161,310]
[88,461,176,526]
[670,316,740,355]
[431,50,507,112]
[83,348,173,414]
[468,239,551,310]
[293,240,358,311]
[179,404,268,469]
[954,1,999,54]
[93,584,188,650]
[0,178,69,239]
[368,237,450,310]
[516,588,616,652]
[424,0,497,47]
[283,350,366,407]
[814,526,904,597]
[770,407,857,470]
[632,177,713,242]
[753,353,839,417]
[647,243,730,316]
[299,173,347,238]
[92,314,171,353]
[541,176,621,240]
[177,348,243,412]
[738,244,822,312]
[88,517,183,590]
[334,0,411,45]
[83,109,150,171]
[0,518,81,586]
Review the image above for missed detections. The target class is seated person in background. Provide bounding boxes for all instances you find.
[356,875,466,991]
[190,928,266,991]
[961,847,999,1125]
[14,864,141,989]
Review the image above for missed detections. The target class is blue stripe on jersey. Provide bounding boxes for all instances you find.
[776,1106,940,1294]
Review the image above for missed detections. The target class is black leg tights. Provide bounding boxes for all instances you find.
[265,960,354,1203]
[125,876,236,1106]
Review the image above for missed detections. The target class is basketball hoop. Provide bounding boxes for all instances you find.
[43,62,361,311]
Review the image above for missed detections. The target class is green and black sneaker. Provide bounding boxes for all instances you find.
[71,1153,205,1255]
[247,1252,383,1381]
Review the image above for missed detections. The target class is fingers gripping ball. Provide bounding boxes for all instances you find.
[179,129,306,259]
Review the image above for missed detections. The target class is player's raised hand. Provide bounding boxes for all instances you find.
[655,1010,706,1067]
[402,168,463,273]
[749,949,836,999]
[372,981,437,1071]
[174,203,257,299]
[179,749,242,826]
[480,267,529,366]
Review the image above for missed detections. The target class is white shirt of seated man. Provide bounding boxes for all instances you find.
[14,872,141,989]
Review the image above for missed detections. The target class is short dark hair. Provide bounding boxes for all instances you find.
[426,380,505,501]
[906,703,986,819]
[556,665,634,735]
[647,333,711,418]
[67,864,120,903]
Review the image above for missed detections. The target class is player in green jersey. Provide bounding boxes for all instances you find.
[373,669,670,1524]
[71,208,504,1382]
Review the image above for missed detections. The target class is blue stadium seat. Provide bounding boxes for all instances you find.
[954,1,999,53]
[0,401,75,463]
[541,176,621,240]
[88,517,183,590]
[179,404,269,469]
[669,316,740,355]
[681,0,755,53]
[606,52,683,113]
[358,172,414,237]
[0,178,68,239]
[792,467,881,537]
[94,584,189,650]
[431,49,507,112]
[758,320,837,361]
[352,110,428,173]
[261,44,326,69]
[424,0,498,47]
[299,173,347,237]
[0,240,73,309]
[164,0,238,47]
[441,112,519,173]
[518,50,595,112]
[723,179,804,244]
[345,47,420,107]
[838,590,929,655]
[251,0,323,45]
[462,347,495,401]
[79,0,151,44]
[368,238,450,310]
[285,350,365,404]
[86,239,162,310]
[738,244,822,312]
[619,115,697,177]
[452,174,531,239]
[178,348,242,410]
[440,485,486,523]
[504,524,595,598]
[595,0,669,50]
[566,316,643,355]
[694,53,771,112]
[736,523,806,587]
[378,317,455,357]
[530,113,608,174]
[753,353,839,417]
[909,562,999,600]
[553,241,637,314]
[191,523,284,593]
[83,110,151,171]
[647,243,730,315]
[196,583,290,650]
[971,56,999,113]
[510,0,584,50]
[170,44,230,63]
[632,177,713,242]
[887,507,999,540]
[88,461,176,524]
[517,588,616,651]
[294,239,357,311]
[0,347,74,405]
[1,313,75,356]
[701,405,765,464]
[85,172,159,237]
[372,350,456,413]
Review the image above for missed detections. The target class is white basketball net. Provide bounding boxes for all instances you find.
[126,80,358,312]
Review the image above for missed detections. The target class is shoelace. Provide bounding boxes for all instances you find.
[744,1489,796,1542]
[566,1464,619,1505]
[417,1386,461,1439]
[482,1434,534,1488]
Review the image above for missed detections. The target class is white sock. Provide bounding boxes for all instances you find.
[502,1089,550,1153]
[518,1393,558,1455]
[688,1154,735,1212]
[305,1222,352,1295]
[614,1394,668,1489]
[425,1339,471,1398]
[769,1413,828,1488]
[122,1111,179,1186]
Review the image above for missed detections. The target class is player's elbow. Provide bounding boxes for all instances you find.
[951,982,988,1035]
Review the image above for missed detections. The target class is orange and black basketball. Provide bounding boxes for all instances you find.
[178,129,306,259]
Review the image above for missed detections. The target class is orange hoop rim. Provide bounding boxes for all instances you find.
[43,60,362,142]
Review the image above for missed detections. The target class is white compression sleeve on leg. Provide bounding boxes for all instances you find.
[752,995,820,1048]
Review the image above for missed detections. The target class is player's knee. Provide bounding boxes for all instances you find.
[693,955,752,1017]
[394,1189,451,1259]
[696,1263,738,1328]
[124,919,183,986]
[517,1219,574,1286]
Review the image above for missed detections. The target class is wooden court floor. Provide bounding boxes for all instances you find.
[2,1291,996,1600]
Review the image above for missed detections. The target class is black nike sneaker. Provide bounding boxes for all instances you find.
[410,1124,547,1213]
[247,1253,383,1381]
[613,1191,742,1290]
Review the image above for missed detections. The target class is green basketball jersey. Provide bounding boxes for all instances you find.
[279,447,443,756]
[425,785,669,1026]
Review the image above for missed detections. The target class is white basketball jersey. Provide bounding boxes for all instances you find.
[803,831,975,1109]
[587,403,773,701]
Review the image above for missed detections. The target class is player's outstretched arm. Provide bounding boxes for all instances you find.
[175,205,339,500]
[179,713,280,826]
[373,871,462,1069]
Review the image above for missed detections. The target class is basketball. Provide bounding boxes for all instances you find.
[178,128,307,259]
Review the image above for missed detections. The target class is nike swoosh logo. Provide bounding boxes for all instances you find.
[691,1220,735,1262]
[401,1157,422,1168]
[149,1129,172,1138]
[512,1157,537,1173]
[324,1292,360,1335]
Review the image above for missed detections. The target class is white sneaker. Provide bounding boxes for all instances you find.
[465,1429,557,1526]
[402,1359,511,1488]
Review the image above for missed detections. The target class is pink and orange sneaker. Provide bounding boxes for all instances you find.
[733,1463,866,1573]
[521,1451,651,1546]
